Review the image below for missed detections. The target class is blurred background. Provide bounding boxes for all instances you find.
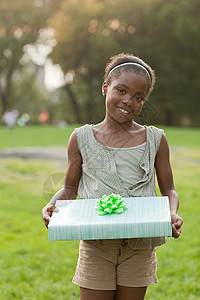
[1,0,200,128]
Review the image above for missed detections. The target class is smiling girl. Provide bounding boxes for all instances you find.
[42,53,183,300]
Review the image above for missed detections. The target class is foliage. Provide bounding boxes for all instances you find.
[50,0,200,126]
[146,0,200,126]
[0,0,62,115]
[9,67,52,123]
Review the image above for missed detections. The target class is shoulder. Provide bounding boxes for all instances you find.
[68,125,92,150]
[67,130,79,153]
[146,125,164,141]
[75,124,92,135]
[146,125,164,136]
[67,130,83,164]
[146,125,165,153]
[156,132,170,155]
[73,124,94,152]
[74,124,92,142]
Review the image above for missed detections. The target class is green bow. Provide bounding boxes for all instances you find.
[95,194,128,216]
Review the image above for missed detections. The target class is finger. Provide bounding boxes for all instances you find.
[43,214,50,228]
[172,226,178,238]
[53,206,59,212]
[175,221,182,230]
[48,204,59,212]
[44,220,49,228]
[172,224,181,239]
[173,218,183,233]
[42,205,59,228]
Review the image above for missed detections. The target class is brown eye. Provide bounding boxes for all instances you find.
[136,95,144,101]
[117,88,125,94]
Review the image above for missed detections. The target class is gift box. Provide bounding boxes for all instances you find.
[48,196,172,241]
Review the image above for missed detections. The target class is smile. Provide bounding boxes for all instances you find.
[118,107,130,114]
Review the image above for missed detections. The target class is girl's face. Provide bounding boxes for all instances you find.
[103,71,148,124]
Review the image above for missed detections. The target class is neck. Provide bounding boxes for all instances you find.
[101,116,137,133]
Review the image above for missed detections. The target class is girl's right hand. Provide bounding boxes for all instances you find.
[41,130,82,228]
[42,203,59,228]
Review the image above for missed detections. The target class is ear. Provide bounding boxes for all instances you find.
[102,81,108,96]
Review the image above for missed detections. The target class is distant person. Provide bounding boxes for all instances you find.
[1,109,18,129]
[38,110,49,124]
[42,53,183,300]
[17,113,30,127]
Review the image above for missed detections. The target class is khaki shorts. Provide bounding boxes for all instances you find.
[72,239,158,290]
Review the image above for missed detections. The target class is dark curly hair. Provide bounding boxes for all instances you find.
[104,53,156,97]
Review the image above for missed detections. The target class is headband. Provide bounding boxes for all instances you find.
[107,62,151,85]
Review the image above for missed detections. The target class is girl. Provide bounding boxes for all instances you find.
[42,53,183,300]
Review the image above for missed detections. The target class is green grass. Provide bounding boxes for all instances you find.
[160,126,200,147]
[0,159,80,300]
[0,125,78,149]
[146,147,200,299]
[0,125,200,149]
[0,125,200,299]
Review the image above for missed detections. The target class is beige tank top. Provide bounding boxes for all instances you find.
[108,143,146,190]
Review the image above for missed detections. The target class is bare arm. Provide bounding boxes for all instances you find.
[155,133,183,238]
[42,131,82,228]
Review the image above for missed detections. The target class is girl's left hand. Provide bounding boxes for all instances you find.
[171,213,183,238]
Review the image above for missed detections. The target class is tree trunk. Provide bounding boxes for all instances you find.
[0,76,9,115]
[85,99,94,124]
[64,83,82,123]
[0,93,8,114]
[0,62,16,116]
[165,108,173,126]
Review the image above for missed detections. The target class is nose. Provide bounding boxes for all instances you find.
[122,95,132,105]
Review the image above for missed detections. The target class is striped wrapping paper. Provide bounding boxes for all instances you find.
[48,197,172,241]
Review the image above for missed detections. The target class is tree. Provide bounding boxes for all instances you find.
[9,66,54,124]
[50,0,200,125]
[144,0,200,125]
[0,0,62,115]
[50,0,151,123]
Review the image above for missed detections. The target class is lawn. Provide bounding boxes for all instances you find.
[1,124,200,149]
[0,125,200,299]
[0,125,78,150]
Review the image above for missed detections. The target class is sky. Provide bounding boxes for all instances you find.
[44,59,65,90]
[24,28,65,91]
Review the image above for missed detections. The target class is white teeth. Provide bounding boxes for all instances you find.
[119,107,129,114]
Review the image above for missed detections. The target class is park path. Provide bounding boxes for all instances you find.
[0,146,67,161]
[0,146,199,167]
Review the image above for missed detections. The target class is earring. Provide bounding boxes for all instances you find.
[102,82,107,96]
